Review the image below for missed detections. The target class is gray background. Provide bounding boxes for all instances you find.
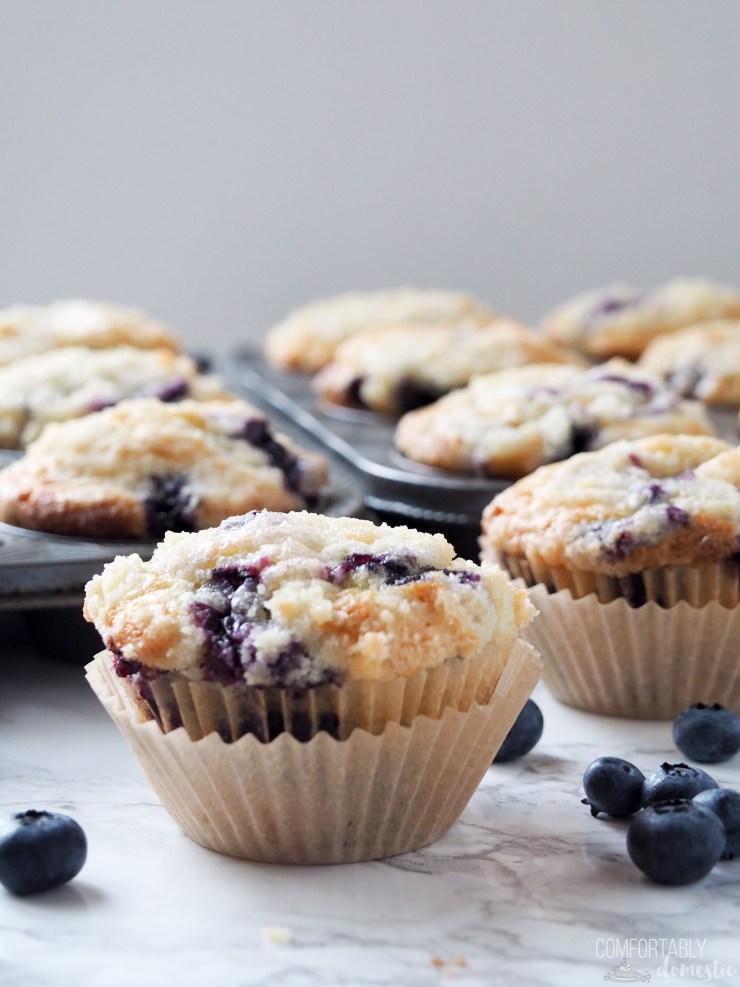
[1,0,738,352]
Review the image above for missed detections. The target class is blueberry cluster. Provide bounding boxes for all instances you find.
[581,703,740,885]
[189,562,330,688]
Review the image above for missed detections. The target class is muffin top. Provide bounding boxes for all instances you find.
[541,278,740,360]
[313,320,581,414]
[0,399,328,538]
[638,320,740,406]
[394,359,715,477]
[263,287,493,372]
[0,346,227,449]
[84,511,535,686]
[482,434,740,576]
[0,299,178,365]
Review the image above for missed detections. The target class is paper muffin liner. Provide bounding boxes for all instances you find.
[520,582,740,719]
[86,639,543,863]
[493,550,740,608]
[101,637,519,743]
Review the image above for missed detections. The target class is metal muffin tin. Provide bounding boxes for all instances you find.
[0,436,362,611]
[225,346,511,526]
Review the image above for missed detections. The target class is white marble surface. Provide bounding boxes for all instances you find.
[2,612,740,987]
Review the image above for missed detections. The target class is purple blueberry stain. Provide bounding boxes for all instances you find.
[327,552,422,585]
[86,377,190,413]
[394,378,445,413]
[236,417,318,507]
[190,562,334,688]
[568,423,597,456]
[666,504,691,527]
[143,378,190,402]
[326,552,482,588]
[592,373,655,398]
[604,530,635,562]
[143,474,196,540]
[586,290,645,329]
[346,376,365,407]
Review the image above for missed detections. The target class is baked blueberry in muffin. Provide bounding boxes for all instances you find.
[0,399,328,538]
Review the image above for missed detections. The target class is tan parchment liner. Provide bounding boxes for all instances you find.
[105,637,519,743]
[85,639,543,864]
[520,583,740,719]
[492,551,740,608]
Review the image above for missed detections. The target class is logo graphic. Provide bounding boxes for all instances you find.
[603,960,652,982]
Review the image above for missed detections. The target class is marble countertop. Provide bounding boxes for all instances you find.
[2,612,740,987]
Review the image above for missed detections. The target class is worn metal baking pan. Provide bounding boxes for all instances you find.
[0,438,361,612]
[224,347,510,525]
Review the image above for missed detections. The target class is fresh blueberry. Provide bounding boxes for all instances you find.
[693,789,740,859]
[0,810,87,895]
[493,699,543,762]
[672,703,740,764]
[582,756,645,817]
[626,799,725,885]
[641,762,718,807]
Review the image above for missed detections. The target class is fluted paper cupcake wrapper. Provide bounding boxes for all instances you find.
[85,639,543,864]
[520,583,740,719]
[494,551,740,608]
[101,638,518,743]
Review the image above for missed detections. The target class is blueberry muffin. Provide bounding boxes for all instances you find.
[0,346,229,449]
[395,360,714,477]
[263,287,493,372]
[313,319,581,414]
[481,433,739,605]
[638,320,740,406]
[0,399,328,538]
[84,512,541,862]
[542,277,740,360]
[0,299,178,366]
[85,509,536,736]
[480,434,740,718]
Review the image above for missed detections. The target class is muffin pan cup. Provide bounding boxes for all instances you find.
[86,639,543,864]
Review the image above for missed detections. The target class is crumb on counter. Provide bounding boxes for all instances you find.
[261,925,294,947]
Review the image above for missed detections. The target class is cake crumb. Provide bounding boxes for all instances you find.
[261,925,293,947]
[431,954,469,978]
